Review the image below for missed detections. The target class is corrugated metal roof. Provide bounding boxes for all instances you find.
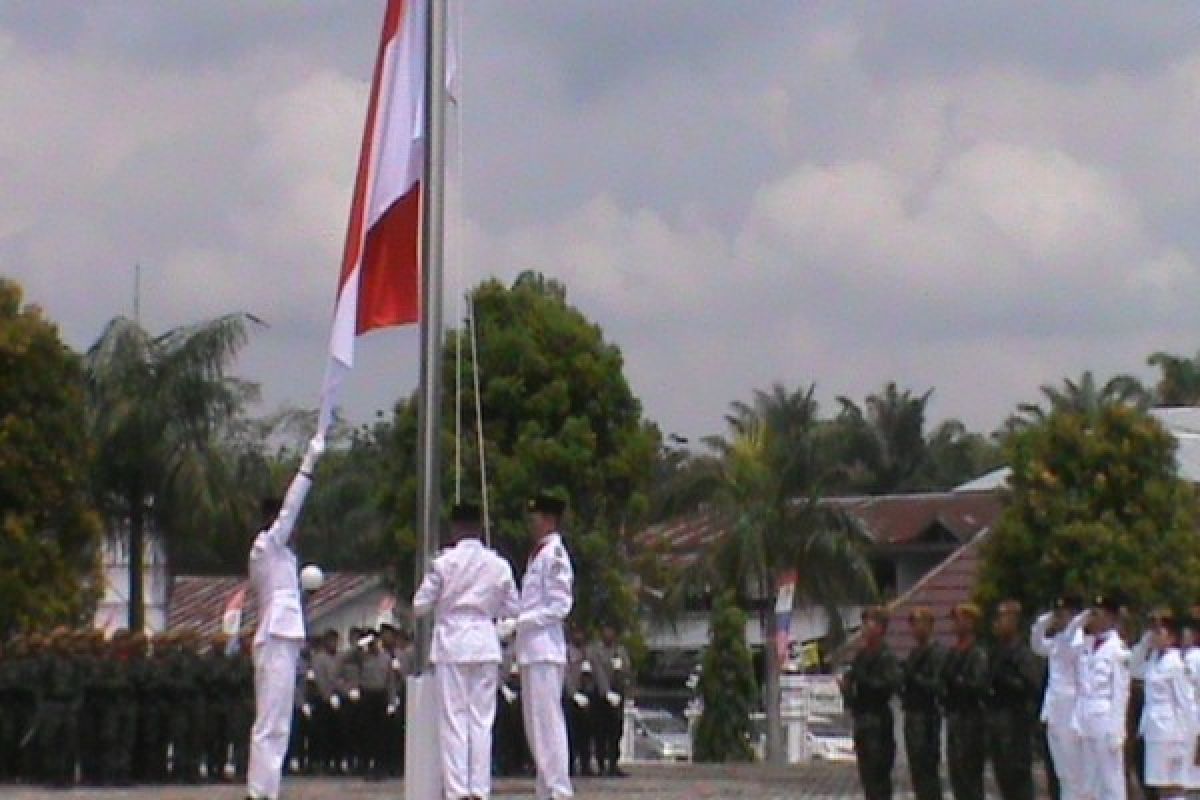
[167,572,391,637]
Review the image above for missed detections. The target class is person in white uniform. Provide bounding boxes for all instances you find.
[1075,594,1132,800]
[246,436,323,800]
[516,494,575,800]
[1181,612,1200,793]
[1134,615,1193,800]
[1031,595,1087,800]
[413,502,520,800]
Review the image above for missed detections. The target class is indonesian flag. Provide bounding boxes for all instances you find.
[222,586,247,637]
[319,0,427,434]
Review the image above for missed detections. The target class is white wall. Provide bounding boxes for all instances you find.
[93,534,169,634]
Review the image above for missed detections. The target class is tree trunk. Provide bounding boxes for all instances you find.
[762,585,785,765]
[128,499,145,633]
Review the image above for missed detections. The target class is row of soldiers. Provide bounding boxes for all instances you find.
[842,600,1043,800]
[0,627,255,787]
[844,594,1200,800]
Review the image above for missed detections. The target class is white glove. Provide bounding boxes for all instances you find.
[386,703,397,716]
[611,657,623,671]
[573,692,590,708]
[391,657,402,671]
[1106,732,1124,752]
[495,618,517,640]
[301,703,313,718]
[501,685,517,704]
[685,674,700,690]
[606,691,621,707]
[306,669,316,682]
[301,436,325,474]
[329,694,341,710]
[348,687,361,702]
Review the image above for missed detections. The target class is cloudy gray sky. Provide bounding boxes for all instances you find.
[4,1,1200,441]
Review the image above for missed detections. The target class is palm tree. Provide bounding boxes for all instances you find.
[85,313,261,631]
[1012,370,1149,428]
[681,384,876,765]
[1148,351,1200,406]
[835,382,932,493]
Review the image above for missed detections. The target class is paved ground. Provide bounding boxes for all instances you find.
[0,761,1050,799]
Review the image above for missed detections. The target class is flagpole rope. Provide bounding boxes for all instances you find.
[468,291,492,546]
[450,0,465,505]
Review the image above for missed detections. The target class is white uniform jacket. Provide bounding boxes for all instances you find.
[249,472,312,647]
[1139,648,1194,743]
[1031,612,1086,726]
[515,532,574,666]
[412,538,519,664]
[1075,631,1131,739]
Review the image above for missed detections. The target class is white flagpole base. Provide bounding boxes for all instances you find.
[404,672,442,800]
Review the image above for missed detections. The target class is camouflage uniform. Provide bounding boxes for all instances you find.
[986,637,1042,800]
[843,641,901,800]
[901,639,946,800]
[942,641,990,800]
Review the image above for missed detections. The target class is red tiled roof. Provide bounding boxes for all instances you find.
[635,490,1002,569]
[167,572,390,637]
[825,491,1002,546]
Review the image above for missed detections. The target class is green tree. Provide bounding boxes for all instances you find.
[682,385,875,765]
[85,313,260,631]
[0,278,102,635]
[835,382,932,493]
[693,590,757,763]
[1148,351,1200,406]
[381,273,659,631]
[976,404,1200,613]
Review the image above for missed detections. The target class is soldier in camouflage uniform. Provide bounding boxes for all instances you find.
[901,606,945,800]
[842,606,901,800]
[231,633,256,780]
[942,603,990,800]
[986,600,1042,800]
[105,630,138,786]
[38,628,82,786]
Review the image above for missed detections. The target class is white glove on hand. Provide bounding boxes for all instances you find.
[1106,732,1124,753]
[329,694,341,711]
[391,658,402,671]
[386,703,397,716]
[301,703,312,718]
[348,688,361,702]
[301,435,325,475]
[606,691,621,707]
[501,685,517,704]
[573,692,589,708]
[495,618,517,640]
[306,669,316,682]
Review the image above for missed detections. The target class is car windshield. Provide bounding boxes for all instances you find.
[641,715,688,734]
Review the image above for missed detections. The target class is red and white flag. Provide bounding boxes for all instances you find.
[320,0,427,434]
[222,586,248,636]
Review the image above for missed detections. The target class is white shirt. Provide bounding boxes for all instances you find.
[412,537,519,664]
[249,472,311,646]
[515,532,574,666]
[1139,648,1193,742]
[1032,611,1086,724]
[1075,630,1131,739]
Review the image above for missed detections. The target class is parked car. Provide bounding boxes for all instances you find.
[806,716,855,762]
[632,708,691,762]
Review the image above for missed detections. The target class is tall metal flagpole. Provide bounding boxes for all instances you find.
[413,0,447,676]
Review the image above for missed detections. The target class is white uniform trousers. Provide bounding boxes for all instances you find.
[248,636,301,800]
[1046,719,1084,800]
[1082,735,1127,800]
[437,662,499,799]
[520,663,574,800]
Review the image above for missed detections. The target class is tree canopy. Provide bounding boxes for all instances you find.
[976,403,1200,614]
[0,278,102,636]
[381,272,659,631]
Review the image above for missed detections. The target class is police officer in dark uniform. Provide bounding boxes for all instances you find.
[942,603,989,800]
[986,600,1041,800]
[901,606,945,800]
[842,606,901,800]
[588,623,631,776]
